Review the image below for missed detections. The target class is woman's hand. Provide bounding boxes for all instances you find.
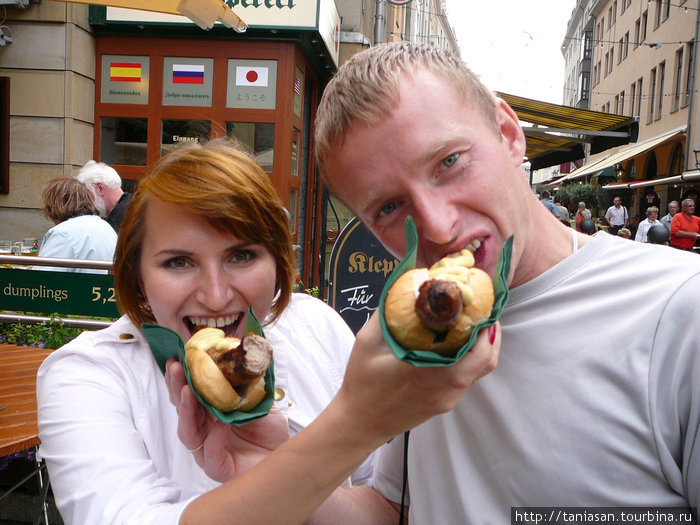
[165,359,289,483]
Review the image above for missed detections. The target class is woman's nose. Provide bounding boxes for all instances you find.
[194,266,233,311]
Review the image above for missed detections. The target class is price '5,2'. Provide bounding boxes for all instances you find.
[92,286,116,304]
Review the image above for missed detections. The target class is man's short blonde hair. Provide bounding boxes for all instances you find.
[314,42,498,187]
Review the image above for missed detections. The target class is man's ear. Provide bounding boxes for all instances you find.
[494,98,526,168]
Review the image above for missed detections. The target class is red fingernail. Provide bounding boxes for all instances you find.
[488,324,497,345]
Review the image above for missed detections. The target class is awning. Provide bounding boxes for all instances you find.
[46,0,247,31]
[556,128,685,184]
[497,92,638,171]
[602,170,700,190]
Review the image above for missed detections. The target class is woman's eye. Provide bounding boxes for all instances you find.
[165,257,190,269]
[442,153,459,168]
[379,202,398,217]
[232,250,256,263]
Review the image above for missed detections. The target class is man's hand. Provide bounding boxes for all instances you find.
[165,359,289,483]
[328,312,501,449]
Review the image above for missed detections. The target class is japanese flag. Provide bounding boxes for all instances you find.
[236,66,269,87]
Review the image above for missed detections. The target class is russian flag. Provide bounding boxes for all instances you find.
[173,64,205,84]
[110,62,141,82]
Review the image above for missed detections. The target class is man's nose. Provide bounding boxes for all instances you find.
[412,191,456,246]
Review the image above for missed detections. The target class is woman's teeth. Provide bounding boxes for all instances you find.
[465,237,484,253]
[188,315,239,328]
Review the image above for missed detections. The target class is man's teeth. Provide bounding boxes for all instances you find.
[189,315,239,328]
[465,237,483,253]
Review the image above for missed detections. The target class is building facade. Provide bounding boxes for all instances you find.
[561,0,699,219]
[0,0,459,292]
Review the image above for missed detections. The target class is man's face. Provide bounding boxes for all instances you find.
[323,70,532,285]
[668,202,679,215]
[682,201,696,215]
[613,197,622,207]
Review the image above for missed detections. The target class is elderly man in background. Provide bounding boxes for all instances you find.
[76,160,133,233]
[660,200,679,230]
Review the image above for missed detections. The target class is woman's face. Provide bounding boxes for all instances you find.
[139,198,278,342]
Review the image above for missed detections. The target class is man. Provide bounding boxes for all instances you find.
[75,160,133,232]
[604,195,629,235]
[553,195,570,226]
[166,43,699,524]
[670,198,700,250]
[539,190,559,218]
[660,200,679,229]
[575,201,591,231]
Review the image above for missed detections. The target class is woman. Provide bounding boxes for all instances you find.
[37,176,117,273]
[634,206,662,243]
[574,201,591,232]
[36,140,373,524]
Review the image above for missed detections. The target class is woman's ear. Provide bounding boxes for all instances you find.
[494,98,527,168]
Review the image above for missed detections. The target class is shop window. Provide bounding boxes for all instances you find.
[226,122,275,172]
[100,117,148,166]
[161,119,211,156]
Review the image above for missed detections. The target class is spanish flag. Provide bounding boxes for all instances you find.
[110,62,142,82]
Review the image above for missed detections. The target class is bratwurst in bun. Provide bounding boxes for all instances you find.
[384,249,494,356]
[185,327,272,412]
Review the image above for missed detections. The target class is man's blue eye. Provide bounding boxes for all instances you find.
[443,153,459,168]
[379,202,398,216]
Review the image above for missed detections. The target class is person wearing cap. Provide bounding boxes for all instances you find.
[76,160,133,233]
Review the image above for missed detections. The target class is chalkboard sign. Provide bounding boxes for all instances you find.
[328,217,400,334]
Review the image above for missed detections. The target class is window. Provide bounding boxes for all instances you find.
[604,52,610,77]
[634,19,641,48]
[619,90,625,115]
[630,82,636,116]
[648,67,656,122]
[654,0,662,29]
[226,122,275,172]
[614,94,620,114]
[100,117,148,165]
[582,31,593,60]
[161,119,211,156]
[609,48,614,74]
[611,2,617,25]
[580,71,590,101]
[684,42,694,107]
[623,32,629,59]
[641,11,648,42]
[636,77,643,120]
[663,0,670,22]
[608,7,613,28]
[618,38,624,63]
[656,61,665,119]
[673,48,684,112]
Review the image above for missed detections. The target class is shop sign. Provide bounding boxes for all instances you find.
[162,57,214,107]
[0,268,119,318]
[101,55,150,105]
[226,59,277,109]
[328,217,399,334]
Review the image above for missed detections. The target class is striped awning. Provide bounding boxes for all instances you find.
[557,128,685,184]
[497,92,638,171]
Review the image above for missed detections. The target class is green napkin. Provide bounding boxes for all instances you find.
[142,307,275,425]
[378,216,512,366]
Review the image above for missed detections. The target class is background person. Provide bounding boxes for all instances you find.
[617,228,632,239]
[660,200,679,230]
[605,196,629,235]
[670,198,700,251]
[76,160,133,233]
[539,190,559,218]
[37,140,376,524]
[634,206,662,243]
[553,195,570,226]
[37,176,117,274]
[575,201,591,231]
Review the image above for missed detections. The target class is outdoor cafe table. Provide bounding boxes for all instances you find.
[0,343,52,457]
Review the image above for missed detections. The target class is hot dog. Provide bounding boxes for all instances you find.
[185,327,272,412]
[384,249,494,356]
